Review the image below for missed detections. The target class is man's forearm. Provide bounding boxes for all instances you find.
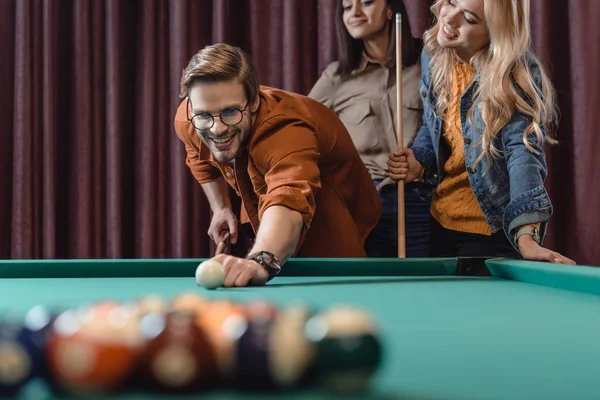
[200,176,231,212]
[249,205,304,263]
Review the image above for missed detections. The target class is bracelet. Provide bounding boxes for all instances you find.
[413,164,425,182]
[514,225,540,244]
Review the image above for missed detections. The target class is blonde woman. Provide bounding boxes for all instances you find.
[389,0,575,264]
[309,0,434,258]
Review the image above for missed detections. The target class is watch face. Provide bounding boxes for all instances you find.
[260,252,274,264]
[248,252,281,277]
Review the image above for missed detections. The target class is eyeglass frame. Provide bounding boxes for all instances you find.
[186,98,250,130]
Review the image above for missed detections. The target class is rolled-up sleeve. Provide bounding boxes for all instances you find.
[252,118,321,234]
[501,113,552,243]
[501,58,553,244]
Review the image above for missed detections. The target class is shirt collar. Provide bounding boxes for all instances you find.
[356,51,394,73]
[356,51,380,72]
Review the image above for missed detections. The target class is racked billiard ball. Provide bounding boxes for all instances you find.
[227,300,279,391]
[131,294,168,317]
[46,303,144,394]
[304,305,382,393]
[139,310,217,393]
[170,292,209,313]
[0,321,32,396]
[195,300,246,379]
[0,306,56,396]
[268,303,317,389]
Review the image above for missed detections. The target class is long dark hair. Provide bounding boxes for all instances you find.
[334,0,421,76]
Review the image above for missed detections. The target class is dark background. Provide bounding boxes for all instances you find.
[1,0,598,266]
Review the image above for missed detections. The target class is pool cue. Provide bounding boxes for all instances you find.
[396,13,406,258]
[215,232,230,256]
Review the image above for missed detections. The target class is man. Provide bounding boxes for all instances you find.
[173,43,382,287]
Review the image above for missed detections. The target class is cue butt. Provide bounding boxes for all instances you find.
[215,232,230,256]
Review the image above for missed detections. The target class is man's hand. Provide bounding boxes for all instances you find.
[212,254,270,287]
[518,235,576,264]
[387,149,424,183]
[208,208,238,245]
[201,177,238,245]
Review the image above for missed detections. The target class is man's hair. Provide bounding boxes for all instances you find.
[179,43,259,102]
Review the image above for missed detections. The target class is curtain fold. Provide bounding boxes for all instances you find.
[42,0,60,258]
[2,0,598,265]
[12,0,36,259]
[565,0,599,265]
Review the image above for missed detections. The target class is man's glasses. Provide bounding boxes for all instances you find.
[187,98,249,130]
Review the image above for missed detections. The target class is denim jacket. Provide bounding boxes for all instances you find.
[411,49,552,250]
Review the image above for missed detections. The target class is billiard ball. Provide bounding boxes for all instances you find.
[46,303,144,394]
[0,320,33,396]
[0,305,57,396]
[139,310,217,393]
[227,300,279,391]
[304,305,382,393]
[195,260,225,289]
[20,305,56,379]
[195,300,246,379]
[268,303,317,389]
[170,292,209,313]
[75,301,143,348]
[131,294,168,316]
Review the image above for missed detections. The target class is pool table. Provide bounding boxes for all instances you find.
[1,257,600,400]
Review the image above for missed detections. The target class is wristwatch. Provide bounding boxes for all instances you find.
[515,226,541,244]
[246,251,282,281]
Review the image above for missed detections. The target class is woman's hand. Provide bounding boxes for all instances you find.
[518,235,576,264]
[387,149,424,183]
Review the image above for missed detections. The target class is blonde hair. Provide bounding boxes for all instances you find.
[179,43,259,102]
[423,0,558,165]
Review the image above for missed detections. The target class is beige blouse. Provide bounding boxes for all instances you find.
[308,53,423,188]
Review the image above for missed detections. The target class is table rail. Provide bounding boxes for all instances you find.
[0,258,460,278]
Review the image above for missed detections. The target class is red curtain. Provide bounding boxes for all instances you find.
[1,0,598,266]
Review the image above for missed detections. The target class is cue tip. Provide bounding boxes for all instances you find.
[396,13,402,22]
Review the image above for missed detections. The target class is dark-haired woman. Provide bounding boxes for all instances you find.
[309,0,433,257]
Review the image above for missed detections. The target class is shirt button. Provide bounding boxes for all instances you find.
[225,172,232,178]
[467,167,474,174]
[464,138,472,144]
[477,193,485,200]
[493,219,502,228]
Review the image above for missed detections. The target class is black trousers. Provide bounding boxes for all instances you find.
[429,217,520,259]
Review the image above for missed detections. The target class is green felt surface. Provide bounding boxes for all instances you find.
[2,258,600,400]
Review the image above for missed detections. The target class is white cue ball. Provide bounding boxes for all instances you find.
[195,260,225,290]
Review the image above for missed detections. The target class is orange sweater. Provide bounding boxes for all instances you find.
[430,63,492,235]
